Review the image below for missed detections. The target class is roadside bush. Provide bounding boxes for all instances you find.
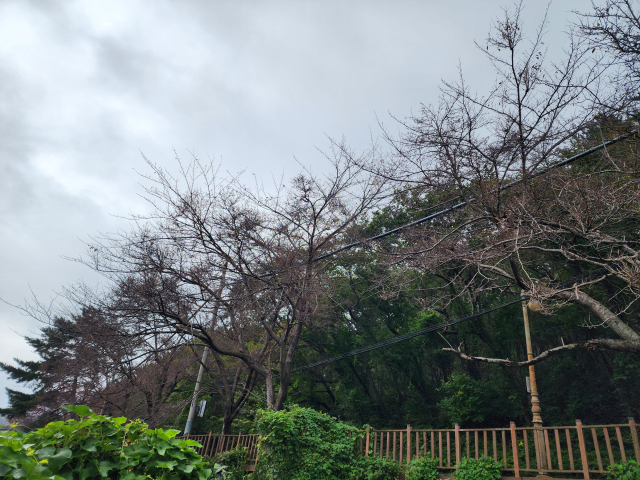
[607,460,640,480]
[0,404,221,480]
[455,456,502,480]
[214,445,249,480]
[353,456,402,480]
[405,456,439,480]
[255,405,363,480]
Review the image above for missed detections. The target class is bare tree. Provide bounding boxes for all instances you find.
[369,3,640,364]
[577,0,640,102]
[79,144,384,414]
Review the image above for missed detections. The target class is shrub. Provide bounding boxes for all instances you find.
[214,445,249,480]
[405,456,439,480]
[455,456,502,480]
[255,405,363,480]
[0,404,220,480]
[353,456,402,480]
[607,460,640,480]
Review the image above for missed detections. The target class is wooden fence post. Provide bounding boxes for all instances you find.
[407,425,411,465]
[510,422,520,478]
[455,424,461,465]
[630,418,640,463]
[206,431,212,456]
[365,429,370,456]
[576,420,590,480]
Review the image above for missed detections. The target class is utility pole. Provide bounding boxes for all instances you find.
[522,299,547,471]
[184,266,228,436]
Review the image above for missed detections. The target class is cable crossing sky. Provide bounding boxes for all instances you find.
[313,130,637,262]
[280,133,637,375]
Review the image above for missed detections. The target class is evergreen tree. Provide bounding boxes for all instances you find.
[0,317,78,420]
[0,359,42,418]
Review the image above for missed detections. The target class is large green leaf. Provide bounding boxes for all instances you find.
[97,460,116,477]
[10,468,27,479]
[112,417,127,426]
[61,405,93,417]
[48,448,73,472]
[36,446,56,460]
[81,436,98,452]
[155,459,178,470]
[155,442,169,456]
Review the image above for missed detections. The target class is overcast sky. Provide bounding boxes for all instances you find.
[0,0,588,408]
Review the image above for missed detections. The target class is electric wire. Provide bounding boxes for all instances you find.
[313,131,637,262]
[290,268,614,374]
[291,296,525,373]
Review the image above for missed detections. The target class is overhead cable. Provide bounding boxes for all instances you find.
[291,297,524,373]
[314,131,637,262]
[290,268,614,374]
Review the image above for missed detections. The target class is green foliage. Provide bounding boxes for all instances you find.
[437,374,487,424]
[214,445,248,480]
[437,374,519,426]
[0,317,77,420]
[0,404,217,480]
[607,460,640,480]
[454,457,502,480]
[353,456,402,480]
[0,387,39,420]
[405,456,439,480]
[255,405,362,480]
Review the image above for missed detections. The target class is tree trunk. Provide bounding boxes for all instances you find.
[221,414,233,435]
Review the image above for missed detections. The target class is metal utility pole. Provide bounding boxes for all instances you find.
[522,299,547,471]
[184,266,227,435]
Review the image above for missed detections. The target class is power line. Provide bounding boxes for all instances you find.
[314,131,637,262]
[270,134,637,373]
[290,268,613,374]
[291,296,524,373]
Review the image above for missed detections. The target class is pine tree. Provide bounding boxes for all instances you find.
[0,359,42,418]
[0,317,79,419]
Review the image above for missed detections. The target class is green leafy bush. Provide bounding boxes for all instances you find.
[255,405,363,480]
[353,456,402,480]
[0,404,219,480]
[607,460,640,480]
[214,445,248,480]
[405,456,439,480]
[455,456,502,480]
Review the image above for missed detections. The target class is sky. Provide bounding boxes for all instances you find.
[0,0,589,408]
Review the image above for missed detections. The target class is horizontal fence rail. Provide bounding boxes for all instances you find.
[180,418,639,478]
[177,432,260,470]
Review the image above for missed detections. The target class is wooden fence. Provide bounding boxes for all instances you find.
[180,418,640,479]
[179,432,260,471]
[362,419,640,478]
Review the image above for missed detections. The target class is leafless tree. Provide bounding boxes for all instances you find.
[77,143,385,415]
[577,0,640,103]
[367,3,640,365]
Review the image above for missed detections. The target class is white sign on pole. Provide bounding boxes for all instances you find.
[197,400,207,417]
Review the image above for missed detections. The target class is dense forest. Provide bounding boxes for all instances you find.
[4,0,640,435]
